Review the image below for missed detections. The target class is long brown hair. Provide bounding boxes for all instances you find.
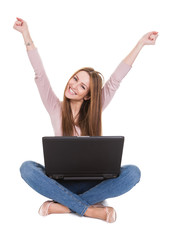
[62,67,104,136]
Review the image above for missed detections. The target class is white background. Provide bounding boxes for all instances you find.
[0,0,169,239]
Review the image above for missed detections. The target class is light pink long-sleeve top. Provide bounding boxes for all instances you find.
[27,48,132,136]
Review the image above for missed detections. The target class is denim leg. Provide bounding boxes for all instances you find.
[20,161,90,216]
[79,165,141,205]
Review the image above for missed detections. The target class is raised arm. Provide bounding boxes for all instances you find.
[13,17,36,51]
[123,31,158,66]
[13,17,61,116]
[102,31,159,111]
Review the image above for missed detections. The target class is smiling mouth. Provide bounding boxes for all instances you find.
[69,86,77,95]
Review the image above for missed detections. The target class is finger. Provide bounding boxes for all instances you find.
[15,21,22,26]
[151,35,158,44]
[16,17,24,22]
[148,34,155,40]
[152,31,158,35]
[146,32,154,38]
[151,33,159,41]
[149,31,158,34]
[149,31,158,39]
[147,31,158,38]
[16,17,23,20]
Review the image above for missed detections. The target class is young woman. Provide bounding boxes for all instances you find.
[13,17,158,223]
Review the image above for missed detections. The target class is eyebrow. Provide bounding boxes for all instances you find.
[75,74,88,89]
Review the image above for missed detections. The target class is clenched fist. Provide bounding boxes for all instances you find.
[13,17,29,34]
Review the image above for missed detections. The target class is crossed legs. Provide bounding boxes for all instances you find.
[20,161,141,222]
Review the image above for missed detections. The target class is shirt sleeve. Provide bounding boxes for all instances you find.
[101,61,132,111]
[27,48,61,116]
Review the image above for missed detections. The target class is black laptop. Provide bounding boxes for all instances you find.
[42,136,124,180]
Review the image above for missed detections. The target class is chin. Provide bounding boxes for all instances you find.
[65,92,77,100]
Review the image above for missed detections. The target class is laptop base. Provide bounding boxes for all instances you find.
[47,173,120,180]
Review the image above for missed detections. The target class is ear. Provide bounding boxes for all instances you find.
[84,95,91,101]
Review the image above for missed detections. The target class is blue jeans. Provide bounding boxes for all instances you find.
[20,161,141,216]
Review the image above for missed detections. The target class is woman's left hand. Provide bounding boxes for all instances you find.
[139,31,159,46]
[123,31,159,65]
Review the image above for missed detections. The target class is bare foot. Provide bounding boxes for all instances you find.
[84,206,116,223]
[38,201,71,216]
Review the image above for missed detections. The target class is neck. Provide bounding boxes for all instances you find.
[70,100,83,119]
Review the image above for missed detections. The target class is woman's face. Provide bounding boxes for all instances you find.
[65,71,90,101]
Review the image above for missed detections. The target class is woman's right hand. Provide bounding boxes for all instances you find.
[13,17,29,34]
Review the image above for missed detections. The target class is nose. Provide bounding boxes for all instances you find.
[72,82,78,90]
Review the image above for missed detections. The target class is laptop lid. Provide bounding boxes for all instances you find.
[42,136,124,180]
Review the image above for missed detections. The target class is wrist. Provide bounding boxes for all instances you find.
[22,31,33,44]
[22,29,29,37]
[25,41,34,46]
[137,39,145,48]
